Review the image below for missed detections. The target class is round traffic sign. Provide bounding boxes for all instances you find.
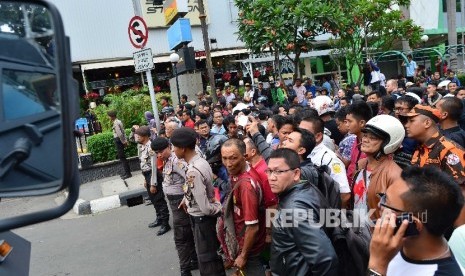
[128,16,148,49]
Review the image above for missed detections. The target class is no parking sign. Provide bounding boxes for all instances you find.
[128,16,148,49]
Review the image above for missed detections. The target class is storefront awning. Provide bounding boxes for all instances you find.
[234,49,332,63]
[79,55,172,71]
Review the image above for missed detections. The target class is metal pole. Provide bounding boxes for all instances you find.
[173,64,181,105]
[132,0,159,185]
[198,0,217,104]
[146,70,161,134]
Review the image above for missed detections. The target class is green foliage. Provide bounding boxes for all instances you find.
[87,130,137,163]
[329,0,422,83]
[93,89,171,132]
[235,0,342,78]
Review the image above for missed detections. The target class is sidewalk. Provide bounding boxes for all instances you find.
[73,170,149,215]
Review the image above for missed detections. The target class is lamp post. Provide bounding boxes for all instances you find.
[170,52,181,105]
[421,34,429,67]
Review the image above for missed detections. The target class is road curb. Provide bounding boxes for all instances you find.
[72,188,148,215]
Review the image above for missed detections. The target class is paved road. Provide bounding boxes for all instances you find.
[12,204,205,276]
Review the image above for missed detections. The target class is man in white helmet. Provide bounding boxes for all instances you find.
[352,115,405,219]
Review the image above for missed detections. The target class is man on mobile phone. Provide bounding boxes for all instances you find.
[367,166,465,276]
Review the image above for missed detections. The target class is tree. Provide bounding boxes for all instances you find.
[329,0,422,84]
[0,3,51,37]
[235,0,342,80]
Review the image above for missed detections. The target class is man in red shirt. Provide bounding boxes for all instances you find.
[244,137,278,208]
[181,110,195,129]
[221,138,266,275]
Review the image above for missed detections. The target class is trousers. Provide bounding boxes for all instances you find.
[143,171,169,222]
[167,194,197,271]
[114,138,131,176]
[190,215,226,276]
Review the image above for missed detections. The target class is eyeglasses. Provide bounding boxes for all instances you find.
[265,168,296,176]
[377,193,406,213]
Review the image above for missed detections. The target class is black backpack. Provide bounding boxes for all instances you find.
[302,161,371,276]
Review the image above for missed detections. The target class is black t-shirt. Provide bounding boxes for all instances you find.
[325,119,344,145]
[442,126,465,149]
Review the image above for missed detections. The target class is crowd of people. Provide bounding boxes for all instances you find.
[107,60,465,275]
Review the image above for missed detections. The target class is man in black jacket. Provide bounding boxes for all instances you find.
[267,148,338,275]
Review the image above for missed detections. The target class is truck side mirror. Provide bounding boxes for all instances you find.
[0,0,79,231]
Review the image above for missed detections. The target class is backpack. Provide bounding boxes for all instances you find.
[302,161,371,276]
[300,160,341,209]
[216,174,263,264]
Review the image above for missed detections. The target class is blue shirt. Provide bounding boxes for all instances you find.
[322,81,332,94]
[406,60,417,77]
[305,84,316,97]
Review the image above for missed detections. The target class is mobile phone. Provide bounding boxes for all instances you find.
[395,213,419,237]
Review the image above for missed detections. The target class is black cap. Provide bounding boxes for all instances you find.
[170,127,197,149]
[135,126,150,137]
[151,137,170,151]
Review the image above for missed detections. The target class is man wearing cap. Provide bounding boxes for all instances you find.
[171,128,226,276]
[135,126,171,235]
[401,104,465,185]
[107,110,132,179]
[151,137,197,276]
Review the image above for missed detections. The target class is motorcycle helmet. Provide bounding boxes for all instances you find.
[362,115,405,157]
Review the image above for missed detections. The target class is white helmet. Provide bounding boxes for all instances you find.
[363,115,405,155]
[310,95,335,116]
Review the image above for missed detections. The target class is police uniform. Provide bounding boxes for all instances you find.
[162,150,197,274]
[138,137,170,233]
[183,154,225,275]
[171,128,226,276]
[308,142,351,193]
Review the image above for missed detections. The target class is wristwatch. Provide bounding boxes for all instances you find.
[367,268,383,276]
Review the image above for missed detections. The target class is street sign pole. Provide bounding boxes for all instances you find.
[131,0,160,186]
[146,70,161,134]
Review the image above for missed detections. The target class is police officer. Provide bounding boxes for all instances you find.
[135,126,171,236]
[170,128,226,276]
[151,137,197,276]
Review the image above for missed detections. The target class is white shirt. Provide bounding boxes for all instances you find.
[387,251,465,276]
[244,89,254,106]
[225,93,236,104]
[308,143,351,193]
